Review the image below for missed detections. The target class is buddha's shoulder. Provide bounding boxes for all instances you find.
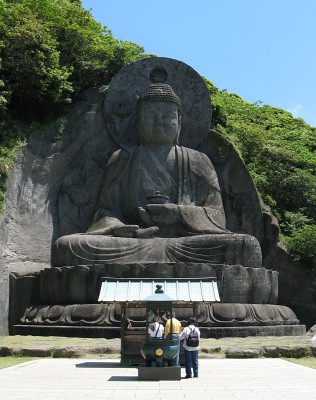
[180,146,211,163]
[107,147,136,167]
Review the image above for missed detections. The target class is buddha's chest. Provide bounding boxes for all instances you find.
[129,147,178,204]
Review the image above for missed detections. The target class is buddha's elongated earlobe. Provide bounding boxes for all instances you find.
[174,114,181,145]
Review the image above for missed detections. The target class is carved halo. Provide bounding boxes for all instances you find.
[103,57,212,150]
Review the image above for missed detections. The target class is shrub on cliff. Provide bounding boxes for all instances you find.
[205,78,316,266]
[285,225,316,267]
[0,0,145,121]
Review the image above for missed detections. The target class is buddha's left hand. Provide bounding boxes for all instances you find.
[142,203,181,225]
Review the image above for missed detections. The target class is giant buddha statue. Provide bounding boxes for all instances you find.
[52,83,262,268]
[13,58,303,339]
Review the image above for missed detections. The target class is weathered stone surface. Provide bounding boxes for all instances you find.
[203,130,265,246]
[225,346,263,358]
[262,346,281,358]
[33,263,279,305]
[20,303,119,327]
[308,324,316,333]
[219,265,252,303]
[12,347,52,357]
[264,345,308,358]
[205,303,299,326]
[266,245,316,330]
[19,302,299,329]
[0,86,110,335]
[53,346,85,358]
[201,346,221,353]
[87,345,120,354]
[9,272,42,331]
[0,346,13,356]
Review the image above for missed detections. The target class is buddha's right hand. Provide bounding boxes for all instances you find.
[136,226,159,238]
[113,225,159,238]
[113,225,139,238]
[138,207,153,224]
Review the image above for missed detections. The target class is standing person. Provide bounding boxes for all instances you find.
[180,317,200,378]
[148,316,164,339]
[164,311,182,365]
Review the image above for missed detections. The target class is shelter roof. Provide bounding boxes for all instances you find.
[98,277,220,303]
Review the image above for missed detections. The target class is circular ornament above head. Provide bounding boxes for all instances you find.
[104,57,212,149]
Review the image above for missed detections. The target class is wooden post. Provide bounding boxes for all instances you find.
[121,302,126,364]
[193,302,199,320]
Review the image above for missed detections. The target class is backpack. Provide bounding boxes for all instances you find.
[186,327,199,347]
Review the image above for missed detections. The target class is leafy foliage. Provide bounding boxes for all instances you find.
[205,78,316,265]
[0,0,146,120]
[285,225,316,267]
[0,3,73,118]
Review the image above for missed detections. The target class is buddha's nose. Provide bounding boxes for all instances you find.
[156,114,164,124]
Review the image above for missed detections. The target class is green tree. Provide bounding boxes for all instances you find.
[286,225,316,267]
[0,0,146,120]
[206,78,316,265]
[0,1,73,119]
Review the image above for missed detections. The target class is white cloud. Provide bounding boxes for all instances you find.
[287,104,303,117]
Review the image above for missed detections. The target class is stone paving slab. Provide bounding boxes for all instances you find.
[0,358,316,400]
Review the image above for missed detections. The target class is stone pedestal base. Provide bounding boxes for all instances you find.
[10,263,305,340]
[12,324,120,338]
[13,323,306,339]
[199,325,306,338]
[18,302,301,328]
[14,301,305,339]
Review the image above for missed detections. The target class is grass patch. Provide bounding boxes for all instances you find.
[0,336,120,348]
[283,357,316,370]
[0,356,36,370]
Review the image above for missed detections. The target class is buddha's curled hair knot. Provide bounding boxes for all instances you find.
[137,83,182,114]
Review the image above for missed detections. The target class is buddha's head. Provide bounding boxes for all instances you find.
[137,83,182,145]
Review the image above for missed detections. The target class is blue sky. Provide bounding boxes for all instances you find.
[82,0,316,127]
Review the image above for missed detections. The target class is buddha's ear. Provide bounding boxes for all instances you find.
[136,105,142,144]
[137,125,144,144]
[174,113,181,145]
[178,112,182,131]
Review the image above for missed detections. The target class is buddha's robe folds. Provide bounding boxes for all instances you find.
[52,146,262,267]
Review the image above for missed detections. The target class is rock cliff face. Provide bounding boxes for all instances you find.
[0,86,113,334]
[0,84,315,335]
[269,245,316,329]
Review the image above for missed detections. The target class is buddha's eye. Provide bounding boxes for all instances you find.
[142,112,155,119]
[164,113,177,119]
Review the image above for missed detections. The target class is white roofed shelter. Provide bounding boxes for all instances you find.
[98,277,220,303]
[98,277,220,364]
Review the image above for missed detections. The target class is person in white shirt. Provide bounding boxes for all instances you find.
[179,317,200,378]
[148,316,164,339]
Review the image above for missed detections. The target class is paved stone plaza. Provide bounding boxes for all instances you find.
[0,358,316,400]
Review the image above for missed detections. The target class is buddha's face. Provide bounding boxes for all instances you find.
[138,102,180,145]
